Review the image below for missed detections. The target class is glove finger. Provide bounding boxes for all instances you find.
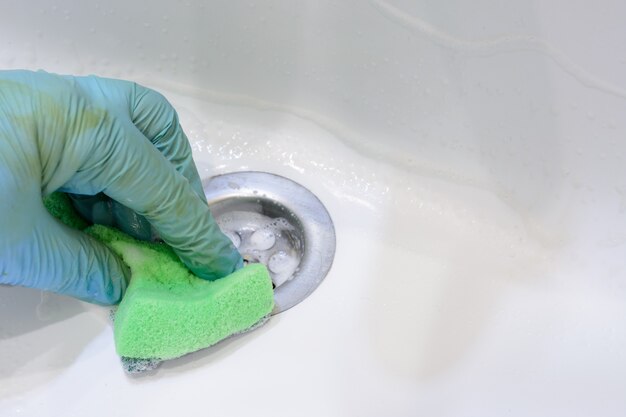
[129,84,206,201]
[68,80,204,241]
[66,117,243,279]
[0,191,128,305]
[70,116,242,280]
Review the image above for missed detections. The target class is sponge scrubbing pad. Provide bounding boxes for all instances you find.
[44,193,274,362]
[89,225,274,359]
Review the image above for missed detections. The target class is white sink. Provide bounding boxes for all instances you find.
[1,1,625,416]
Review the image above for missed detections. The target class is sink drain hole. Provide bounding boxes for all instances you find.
[218,209,303,288]
[204,172,336,314]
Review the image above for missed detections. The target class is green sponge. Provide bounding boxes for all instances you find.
[43,193,274,364]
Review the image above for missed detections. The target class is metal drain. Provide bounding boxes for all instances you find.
[204,172,336,314]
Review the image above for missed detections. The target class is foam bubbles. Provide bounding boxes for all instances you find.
[249,229,276,250]
[268,251,291,273]
[268,250,300,287]
[216,210,302,287]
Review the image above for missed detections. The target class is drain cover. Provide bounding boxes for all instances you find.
[204,172,336,314]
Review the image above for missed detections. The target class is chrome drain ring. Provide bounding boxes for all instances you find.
[204,172,336,314]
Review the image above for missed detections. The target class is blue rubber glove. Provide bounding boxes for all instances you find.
[0,70,243,305]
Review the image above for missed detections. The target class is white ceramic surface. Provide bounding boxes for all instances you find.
[1,1,625,416]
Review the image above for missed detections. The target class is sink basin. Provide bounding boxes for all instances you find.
[1,1,625,416]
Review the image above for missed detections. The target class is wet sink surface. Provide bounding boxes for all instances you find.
[2,1,626,414]
[1,92,625,417]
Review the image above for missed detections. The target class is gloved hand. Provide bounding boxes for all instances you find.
[0,70,243,305]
